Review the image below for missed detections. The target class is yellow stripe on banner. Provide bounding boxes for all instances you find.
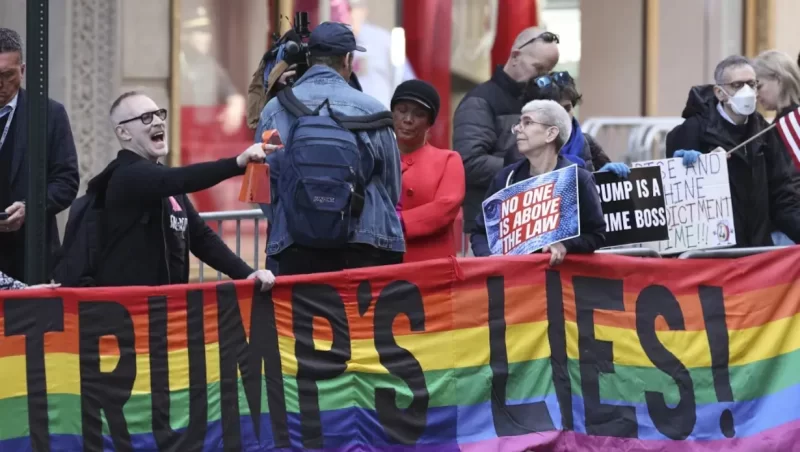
[565,311,800,368]
[9,314,799,400]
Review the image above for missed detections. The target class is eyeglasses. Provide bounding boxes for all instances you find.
[118,109,168,126]
[533,71,574,88]
[517,32,560,50]
[512,117,554,134]
[721,80,758,90]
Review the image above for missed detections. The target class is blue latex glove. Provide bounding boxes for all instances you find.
[599,162,631,178]
[674,149,702,167]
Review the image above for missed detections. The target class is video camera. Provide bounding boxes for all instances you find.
[261,11,362,92]
[262,12,312,87]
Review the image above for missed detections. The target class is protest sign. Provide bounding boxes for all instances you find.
[595,166,668,247]
[3,248,800,451]
[482,165,579,255]
[631,152,735,254]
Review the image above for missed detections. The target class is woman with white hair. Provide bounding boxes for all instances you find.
[469,100,606,264]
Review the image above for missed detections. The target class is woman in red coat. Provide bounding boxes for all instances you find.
[391,80,466,263]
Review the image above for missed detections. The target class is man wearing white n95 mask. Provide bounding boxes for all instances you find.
[83,91,276,288]
[666,55,800,247]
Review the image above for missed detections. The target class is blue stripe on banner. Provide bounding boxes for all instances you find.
[4,381,800,451]
[569,381,800,440]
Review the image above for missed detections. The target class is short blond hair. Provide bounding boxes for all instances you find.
[753,50,800,106]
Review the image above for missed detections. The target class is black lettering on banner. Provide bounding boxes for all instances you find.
[573,276,637,437]
[292,283,351,449]
[4,297,64,452]
[149,291,208,451]
[79,301,136,452]
[217,283,290,450]
[373,281,429,444]
[487,276,555,435]
[545,271,573,430]
[635,285,696,439]
[699,285,736,438]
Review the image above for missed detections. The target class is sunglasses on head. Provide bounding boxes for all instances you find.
[533,71,574,88]
[118,109,168,126]
[517,31,560,50]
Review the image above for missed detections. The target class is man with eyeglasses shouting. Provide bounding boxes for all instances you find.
[77,91,276,289]
[0,28,79,284]
[453,28,559,252]
[666,55,800,248]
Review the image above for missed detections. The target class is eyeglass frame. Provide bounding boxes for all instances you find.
[718,79,758,91]
[516,32,560,51]
[118,108,168,126]
[511,117,556,134]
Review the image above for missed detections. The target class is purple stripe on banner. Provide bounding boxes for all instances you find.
[459,418,800,452]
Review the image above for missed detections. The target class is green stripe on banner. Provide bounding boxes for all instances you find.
[568,347,800,404]
[1,350,798,441]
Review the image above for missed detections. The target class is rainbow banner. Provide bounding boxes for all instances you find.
[2,248,800,451]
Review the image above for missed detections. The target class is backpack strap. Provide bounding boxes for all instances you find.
[338,111,394,131]
[277,87,314,117]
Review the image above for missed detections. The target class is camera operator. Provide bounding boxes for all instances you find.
[254,21,404,275]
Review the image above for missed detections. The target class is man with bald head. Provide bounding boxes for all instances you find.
[453,27,559,242]
[74,91,276,288]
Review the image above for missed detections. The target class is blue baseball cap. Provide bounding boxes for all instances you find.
[308,22,366,56]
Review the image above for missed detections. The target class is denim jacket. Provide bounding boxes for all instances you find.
[255,65,405,255]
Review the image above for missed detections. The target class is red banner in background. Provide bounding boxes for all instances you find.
[491,0,539,68]
[403,0,452,149]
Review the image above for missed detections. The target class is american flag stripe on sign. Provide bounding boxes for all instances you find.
[777,108,800,169]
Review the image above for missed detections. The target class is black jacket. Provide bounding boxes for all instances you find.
[469,155,607,257]
[0,89,79,282]
[87,150,254,287]
[666,85,800,247]
[454,66,526,231]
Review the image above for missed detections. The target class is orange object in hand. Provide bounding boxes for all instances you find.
[239,130,281,204]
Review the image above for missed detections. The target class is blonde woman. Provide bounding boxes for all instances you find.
[754,50,800,121]
[753,50,800,245]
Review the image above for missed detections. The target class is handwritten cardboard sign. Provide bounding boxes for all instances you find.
[482,165,580,255]
[630,153,736,254]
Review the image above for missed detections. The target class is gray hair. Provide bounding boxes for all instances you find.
[753,50,800,106]
[0,28,23,62]
[521,99,572,150]
[714,55,752,85]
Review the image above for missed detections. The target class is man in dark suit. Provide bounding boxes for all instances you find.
[0,28,79,283]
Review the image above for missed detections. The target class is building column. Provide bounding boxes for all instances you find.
[68,0,122,194]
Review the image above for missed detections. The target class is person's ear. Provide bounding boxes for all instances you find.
[19,63,25,77]
[713,85,728,103]
[115,125,132,142]
[509,49,521,64]
[547,126,559,144]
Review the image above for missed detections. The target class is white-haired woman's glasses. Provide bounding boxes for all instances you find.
[511,117,555,134]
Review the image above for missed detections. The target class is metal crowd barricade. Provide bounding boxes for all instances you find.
[677,246,790,259]
[196,209,265,282]
[582,116,684,164]
[596,247,661,257]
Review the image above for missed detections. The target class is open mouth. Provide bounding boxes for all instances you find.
[151,132,165,143]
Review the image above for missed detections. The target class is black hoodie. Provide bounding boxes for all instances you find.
[87,150,254,287]
[666,85,800,247]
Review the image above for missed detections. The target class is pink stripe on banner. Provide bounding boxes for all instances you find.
[168,196,182,212]
[458,419,800,452]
